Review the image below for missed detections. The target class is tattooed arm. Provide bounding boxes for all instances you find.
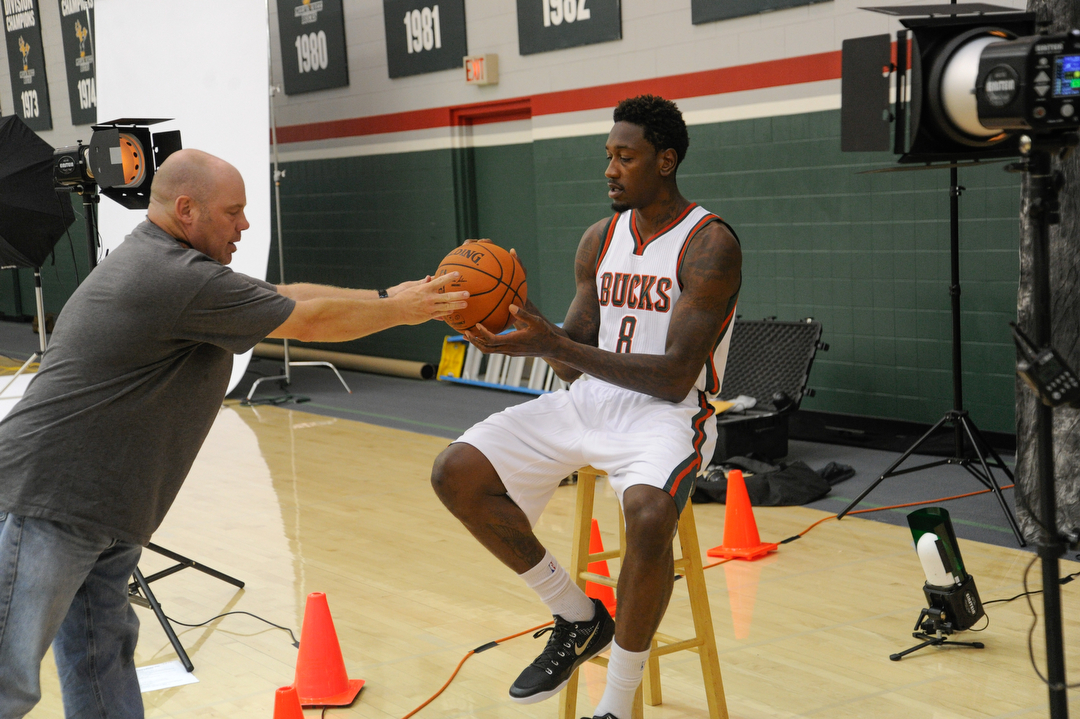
[467,220,741,403]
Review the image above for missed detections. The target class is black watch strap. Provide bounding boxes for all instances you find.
[378,289,389,299]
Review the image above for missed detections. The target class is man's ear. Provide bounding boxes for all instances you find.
[174,195,195,225]
[658,148,679,178]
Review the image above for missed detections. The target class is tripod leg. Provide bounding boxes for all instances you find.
[838,414,951,519]
[244,372,290,403]
[0,352,40,396]
[288,360,352,394]
[889,636,941,661]
[966,419,1016,480]
[146,543,245,589]
[132,568,194,672]
[959,417,1026,546]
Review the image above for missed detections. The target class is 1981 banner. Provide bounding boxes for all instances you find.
[57,0,95,125]
[276,0,349,95]
[383,0,467,79]
[3,0,52,130]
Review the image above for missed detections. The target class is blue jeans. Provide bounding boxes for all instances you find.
[0,512,144,718]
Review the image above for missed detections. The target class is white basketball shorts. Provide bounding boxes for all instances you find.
[455,377,717,527]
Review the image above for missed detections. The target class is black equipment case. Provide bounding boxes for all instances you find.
[713,318,825,462]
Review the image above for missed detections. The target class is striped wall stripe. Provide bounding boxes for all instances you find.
[275,50,842,146]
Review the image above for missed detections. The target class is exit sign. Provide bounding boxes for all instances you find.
[464,54,498,85]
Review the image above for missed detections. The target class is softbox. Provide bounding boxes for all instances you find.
[0,116,75,268]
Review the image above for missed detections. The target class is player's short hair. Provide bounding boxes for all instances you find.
[613,95,689,168]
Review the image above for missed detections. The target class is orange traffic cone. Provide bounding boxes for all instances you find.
[707,470,778,560]
[272,685,305,719]
[586,519,617,616]
[294,592,365,706]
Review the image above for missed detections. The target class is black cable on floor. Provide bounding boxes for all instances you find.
[165,610,299,647]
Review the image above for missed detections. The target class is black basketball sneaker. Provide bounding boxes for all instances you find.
[509,598,616,703]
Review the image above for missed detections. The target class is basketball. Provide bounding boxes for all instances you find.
[435,241,528,333]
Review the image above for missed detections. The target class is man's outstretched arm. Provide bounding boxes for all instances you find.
[466,221,741,402]
[275,276,433,302]
[269,272,468,343]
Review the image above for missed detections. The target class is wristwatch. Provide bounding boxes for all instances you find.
[378,289,389,299]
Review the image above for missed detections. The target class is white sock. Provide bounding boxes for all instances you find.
[518,550,596,622]
[593,642,649,719]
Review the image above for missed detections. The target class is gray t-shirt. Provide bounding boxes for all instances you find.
[0,220,295,544]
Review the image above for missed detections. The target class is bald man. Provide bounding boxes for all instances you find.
[0,149,467,718]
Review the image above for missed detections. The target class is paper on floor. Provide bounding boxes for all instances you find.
[136,661,199,693]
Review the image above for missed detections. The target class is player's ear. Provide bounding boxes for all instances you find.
[658,148,678,178]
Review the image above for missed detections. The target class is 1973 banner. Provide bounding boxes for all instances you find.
[3,0,52,130]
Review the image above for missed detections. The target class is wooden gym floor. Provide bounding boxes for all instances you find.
[26,404,1080,718]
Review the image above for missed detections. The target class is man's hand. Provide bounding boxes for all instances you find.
[386,275,431,298]
[463,303,562,356]
[394,272,469,325]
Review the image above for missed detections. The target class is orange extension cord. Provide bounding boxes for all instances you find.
[393,482,1015,718]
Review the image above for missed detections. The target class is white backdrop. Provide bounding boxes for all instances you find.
[95,0,271,393]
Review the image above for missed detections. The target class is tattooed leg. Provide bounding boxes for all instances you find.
[431,442,545,573]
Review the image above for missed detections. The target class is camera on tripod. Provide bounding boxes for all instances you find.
[840,4,1079,161]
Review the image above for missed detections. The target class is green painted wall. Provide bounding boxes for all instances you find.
[268,151,462,361]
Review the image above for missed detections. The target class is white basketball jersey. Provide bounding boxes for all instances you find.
[594,203,737,398]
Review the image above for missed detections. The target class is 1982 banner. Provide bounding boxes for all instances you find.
[3,0,52,130]
[57,0,95,125]
[691,0,828,24]
[276,0,349,94]
[516,0,621,56]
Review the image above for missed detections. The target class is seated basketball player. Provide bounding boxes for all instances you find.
[431,95,741,719]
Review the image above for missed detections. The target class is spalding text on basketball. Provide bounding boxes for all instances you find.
[448,247,486,265]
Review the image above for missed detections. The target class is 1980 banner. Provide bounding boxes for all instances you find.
[276,0,349,94]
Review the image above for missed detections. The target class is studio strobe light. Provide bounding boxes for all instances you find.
[890,507,985,661]
[51,118,182,270]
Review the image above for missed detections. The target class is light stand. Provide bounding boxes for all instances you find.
[243,67,350,404]
[128,544,245,672]
[0,266,48,397]
[836,167,1025,546]
[1018,136,1074,719]
[2,182,103,399]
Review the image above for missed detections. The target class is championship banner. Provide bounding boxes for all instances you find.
[516,0,621,56]
[276,0,349,95]
[383,0,467,79]
[691,0,825,24]
[3,0,52,130]
[57,0,95,125]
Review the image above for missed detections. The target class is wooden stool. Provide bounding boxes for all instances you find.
[558,467,728,719]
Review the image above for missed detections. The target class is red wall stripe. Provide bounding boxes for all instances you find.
[275,50,842,145]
